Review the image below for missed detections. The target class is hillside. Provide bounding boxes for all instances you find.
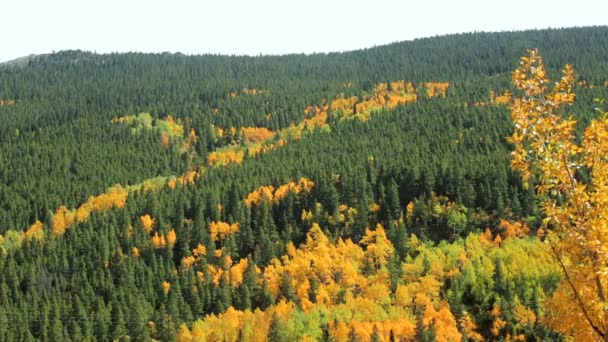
[0,26,607,341]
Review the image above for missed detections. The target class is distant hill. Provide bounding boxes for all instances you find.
[0,53,47,67]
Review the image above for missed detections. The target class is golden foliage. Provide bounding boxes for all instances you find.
[181,256,196,269]
[177,170,199,186]
[51,206,75,236]
[490,302,507,336]
[161,115,185,137]
[209,221,240,241]
[360,224,394,270]
[513,300,536,326]
[329,81,418,122]
[499,219,530,240]
[112,113,187,148]
[460,313,484,342]
[23,221,44,241]
[422,301,462,342]
[425,82,450,98]
[52,185,128,236]
[509,49,608,341]
[140,214,155,233]
[167,178,177,189]
[152,232,167,248]
[241,127,276,144]
[183,218,555,341]
[162,281,171,295]
[490,90,513,105]
[207,148,245,167]
[167,229,177,246]
[193,243,207,256]
[244,177,315,206]
[177,323,193,342]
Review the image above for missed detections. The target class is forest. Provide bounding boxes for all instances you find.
[0,26,608,341]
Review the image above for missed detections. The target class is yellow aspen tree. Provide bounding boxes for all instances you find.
[167,178,177,189]
[52,206,75,236]
[167,229,177,246]
[177,323,193,342]
[162,281,171,295]
[509,49,608,341]
[140,214,155,233]
[23,221,44,241]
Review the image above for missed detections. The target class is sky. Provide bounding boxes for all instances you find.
[1,0,607,63]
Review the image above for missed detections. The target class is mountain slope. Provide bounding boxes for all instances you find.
[0,27,607,341]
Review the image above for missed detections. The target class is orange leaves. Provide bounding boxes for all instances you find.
[509,50,579,193]
[181,255,196,269]
[489,303,507,337]
[51,206,75,236]
[330,80,418,122]
[425,82,450,98]
[176,170,199,186]
[140,214,155,233]
[228,258,249,287]
[330,94,358,117]
[207,148,245,167]
[88,185,128,212]
[192,243,207,257]
[167,229,177,246]
[490,90,513,105]
[112,113,189,148]
[335,319,417,342]
[244,177,315,206]
[244,185,275,206]
[51,185,128,236]
[209,221,240,241]
[183,211,554,340]
[161,132,171,146]
[498,219,530,240]
[152,232,167,248]
[241,127,276,144]
[139,213,176,250]
[512,50,551,97]
[200,256,249,287]
[509,49,608,340]
[177,324,193,342]
[3,186,129,249]
[23,221,44,241]
[422,301,462,342]
[163,115,185,137]
[360,224,394,270]
[162,281,171,295]
[513,300,536,326]
[186,128,198,144]
[460,313,484,342]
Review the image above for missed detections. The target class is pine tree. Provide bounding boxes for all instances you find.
[371,325,381,342]
[280,272,297,303]
[268,313,286,342]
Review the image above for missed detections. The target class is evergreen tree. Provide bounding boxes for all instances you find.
[268,313,286,342]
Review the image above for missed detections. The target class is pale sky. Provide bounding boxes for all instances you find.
[1,0,607,63]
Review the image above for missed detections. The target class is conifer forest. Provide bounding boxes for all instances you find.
[1,26,608,341]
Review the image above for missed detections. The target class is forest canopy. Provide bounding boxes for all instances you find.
[1,26,608,341]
